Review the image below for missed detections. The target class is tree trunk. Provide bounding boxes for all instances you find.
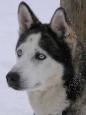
[60,0,86,42]
[60,0,86,76]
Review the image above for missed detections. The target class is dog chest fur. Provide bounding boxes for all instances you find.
[28,83,70,115]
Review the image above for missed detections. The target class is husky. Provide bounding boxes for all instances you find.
[6,2,86,115]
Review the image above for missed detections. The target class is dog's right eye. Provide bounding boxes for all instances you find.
[17,49,22,57]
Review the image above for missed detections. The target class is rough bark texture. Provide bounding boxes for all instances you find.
[60,0,86,77]
[60,0,86,42]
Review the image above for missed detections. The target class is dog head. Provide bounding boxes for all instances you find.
[6,2,76,91]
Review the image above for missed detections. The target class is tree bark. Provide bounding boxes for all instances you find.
[60,0,86,76]
[60,0,86,42]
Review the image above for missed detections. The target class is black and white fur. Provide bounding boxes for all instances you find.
[6,2,86,115]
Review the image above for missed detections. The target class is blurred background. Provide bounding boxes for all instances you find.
[0,0,59,115]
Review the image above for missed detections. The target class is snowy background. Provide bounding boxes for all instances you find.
[0,0,59,115]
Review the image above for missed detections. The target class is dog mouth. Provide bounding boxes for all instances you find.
[7,79,41,91]
[8,83,21,90]
[7,79,22,90]
[18,82,41,91]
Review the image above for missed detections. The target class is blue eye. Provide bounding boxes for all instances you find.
[17,49,22,57]
[35,52,46,60]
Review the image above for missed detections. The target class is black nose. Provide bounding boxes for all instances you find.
[6,72,20,90]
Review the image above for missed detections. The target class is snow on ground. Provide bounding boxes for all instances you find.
[0,0,59,115]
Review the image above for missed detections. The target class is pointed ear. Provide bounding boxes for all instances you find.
[50,7,77,58]
[50,7,71,36]
[18,2,40,34]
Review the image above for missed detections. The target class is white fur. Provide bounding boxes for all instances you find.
[28,82,69,115]
[12,32,64,91]
[11,32,69,115]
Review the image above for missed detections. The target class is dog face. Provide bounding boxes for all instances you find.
[6,2,75,91]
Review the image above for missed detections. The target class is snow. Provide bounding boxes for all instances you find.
[0,0,59,115]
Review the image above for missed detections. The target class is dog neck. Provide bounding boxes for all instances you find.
[28,83,70,115]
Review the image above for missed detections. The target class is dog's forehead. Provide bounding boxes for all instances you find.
[16,32,42,50]
[16,24,55,50]
[16,24,71,66]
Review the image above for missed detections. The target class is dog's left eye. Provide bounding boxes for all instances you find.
[35,52,46,60]
[17,49,22,57]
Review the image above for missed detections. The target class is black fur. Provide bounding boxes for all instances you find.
[38,25,81,101]
[16,23,81,102]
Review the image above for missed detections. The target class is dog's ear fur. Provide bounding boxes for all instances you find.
[18,2,40,34]
[50,7,77,58]
[50,7,72,37]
